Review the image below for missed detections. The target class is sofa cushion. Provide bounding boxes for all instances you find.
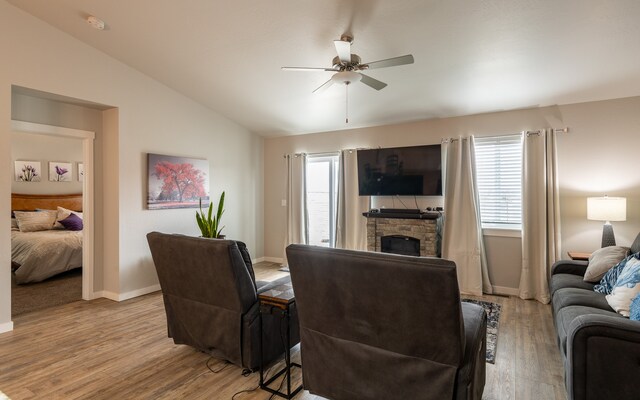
[555,305,622,355]
[584,246,630,283]
[605,256,640,317]
[550,274,595,296]
[553,288,613,317]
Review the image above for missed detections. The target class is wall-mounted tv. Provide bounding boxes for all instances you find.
[357,144,442,196]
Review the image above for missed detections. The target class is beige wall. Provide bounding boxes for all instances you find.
[11,132,84,194]
[264,96,640,291]
[0,1,264,328]
[11,93,97,196]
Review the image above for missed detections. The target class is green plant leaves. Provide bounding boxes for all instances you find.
[196,192,225,238]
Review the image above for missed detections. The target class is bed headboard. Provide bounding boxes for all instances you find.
[11,193,83,212]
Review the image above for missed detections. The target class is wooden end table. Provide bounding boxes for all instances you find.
[258,282,302,399]
[568,251,591,261]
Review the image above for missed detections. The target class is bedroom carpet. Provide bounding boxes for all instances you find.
[11,268,82,317]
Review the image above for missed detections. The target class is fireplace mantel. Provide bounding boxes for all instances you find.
[364,211,442,257]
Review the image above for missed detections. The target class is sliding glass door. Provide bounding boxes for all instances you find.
[306,155,339,247]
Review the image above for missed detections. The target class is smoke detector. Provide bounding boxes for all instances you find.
[86,15,105,30]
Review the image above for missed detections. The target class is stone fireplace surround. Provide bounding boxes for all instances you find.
[364,211,442,257]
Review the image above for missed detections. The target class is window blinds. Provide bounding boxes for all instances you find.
[474,134,523,228]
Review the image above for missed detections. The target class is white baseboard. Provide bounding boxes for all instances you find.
[0,321,14,334]
[252,257,265,264]
[492,285,519,296]
[95,284,161,302]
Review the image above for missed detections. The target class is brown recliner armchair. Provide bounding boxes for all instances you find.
[147,232,299,370]
[286,244,487,400]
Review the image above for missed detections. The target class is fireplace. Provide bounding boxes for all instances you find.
[363,210,442,257]
[381,235,420,256]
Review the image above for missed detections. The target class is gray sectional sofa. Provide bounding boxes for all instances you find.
[550,234,640,400]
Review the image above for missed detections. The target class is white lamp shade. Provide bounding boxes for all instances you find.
[587,197,626,222]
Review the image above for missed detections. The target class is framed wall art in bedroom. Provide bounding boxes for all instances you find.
[49,161,72,182]
[14,160,42,182]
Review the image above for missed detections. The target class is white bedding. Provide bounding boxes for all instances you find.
[11,230,83,284]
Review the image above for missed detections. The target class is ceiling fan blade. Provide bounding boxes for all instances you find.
[362,54,414,70]
[282,67,338,72]
[312,78,335,93]
[359,73,387,90]
[334,39,352,64]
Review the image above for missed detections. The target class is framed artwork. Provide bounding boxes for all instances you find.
[49,161,72,182]
[147,153,210,210]
[78,163,84,182]
[14,160,42,182]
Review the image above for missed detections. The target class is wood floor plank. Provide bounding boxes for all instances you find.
[0,261,566,399]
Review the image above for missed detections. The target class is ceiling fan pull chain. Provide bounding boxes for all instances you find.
[345,82,349,124]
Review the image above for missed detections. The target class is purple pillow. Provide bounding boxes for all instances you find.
[59,213,83,231]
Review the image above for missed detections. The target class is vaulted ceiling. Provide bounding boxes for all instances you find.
[7,0,640,136]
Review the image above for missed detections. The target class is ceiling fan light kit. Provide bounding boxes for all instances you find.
[282,34,414,123]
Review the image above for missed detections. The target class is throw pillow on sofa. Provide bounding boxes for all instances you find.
[584,246,630,282]
[631,293,640,321]
[594,253,638,294]
[605,255,640,317]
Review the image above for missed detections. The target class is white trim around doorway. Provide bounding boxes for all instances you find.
[11,120,96,301]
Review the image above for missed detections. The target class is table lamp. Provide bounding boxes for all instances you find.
[587,196,626,247]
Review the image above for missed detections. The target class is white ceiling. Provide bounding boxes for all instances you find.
[7,0,640,137]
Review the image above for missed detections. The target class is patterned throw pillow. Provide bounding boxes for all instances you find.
[605,256,640,317]
[630,293,640,321]
[13,211,56,232]
[594,253,639,294]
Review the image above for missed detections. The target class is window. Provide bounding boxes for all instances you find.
[474,135,523,229]
[306,155,339,247]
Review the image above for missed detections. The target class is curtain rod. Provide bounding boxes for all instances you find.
[442,127,570,143]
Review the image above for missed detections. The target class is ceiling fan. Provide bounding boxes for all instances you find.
[282,35,414,93]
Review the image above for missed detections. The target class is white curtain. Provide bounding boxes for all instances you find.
[284,154,308,264]
[519,129,561,304]
[442,137,492,296]
[335,149,369,250]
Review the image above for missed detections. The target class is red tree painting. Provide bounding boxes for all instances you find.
[153,161,207,203]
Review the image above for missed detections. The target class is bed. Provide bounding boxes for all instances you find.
[11,193,83,284]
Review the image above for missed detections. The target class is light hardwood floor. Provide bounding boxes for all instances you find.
[0,262,566,400]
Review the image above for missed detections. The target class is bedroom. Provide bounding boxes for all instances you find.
[9,91,102,316]
[1,1,640,399]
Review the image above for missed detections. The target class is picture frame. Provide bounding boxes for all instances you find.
[78,163,84,182]
[49,161,73,182]
[14,160,42,182]
[147,153,210,210]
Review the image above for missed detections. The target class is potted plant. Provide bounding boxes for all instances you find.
[196,191,226,238]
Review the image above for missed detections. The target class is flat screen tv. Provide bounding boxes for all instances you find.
[357,144,442,196]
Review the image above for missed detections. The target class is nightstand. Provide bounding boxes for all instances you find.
[567,251,591,261]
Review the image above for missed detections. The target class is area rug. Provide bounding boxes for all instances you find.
[462,298,501,364]
[11,268,82,317]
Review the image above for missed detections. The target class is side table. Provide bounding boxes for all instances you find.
[258,282,302,399]
[568,251,591,261]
